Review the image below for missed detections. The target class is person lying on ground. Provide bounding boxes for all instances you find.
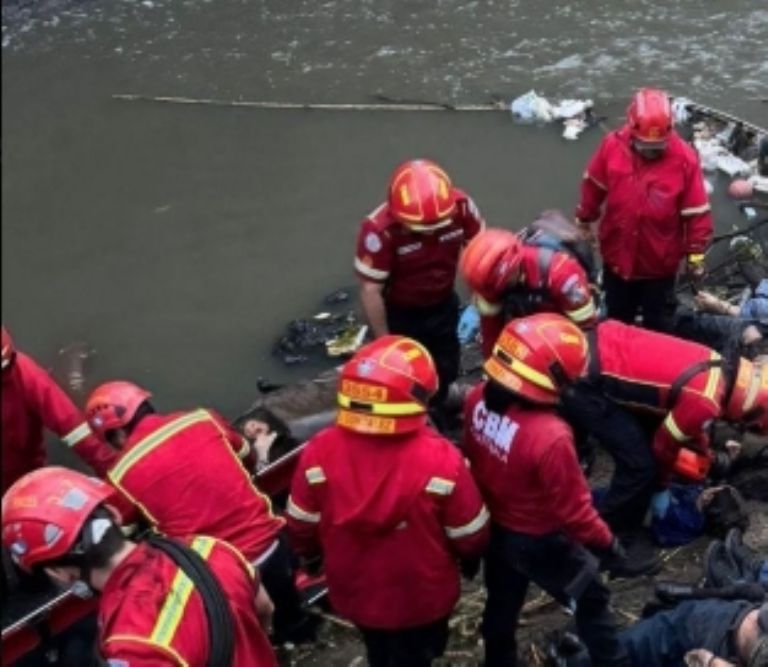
[619,600,767,667]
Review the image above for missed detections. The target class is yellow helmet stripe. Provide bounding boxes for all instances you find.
[337,393,425,416]
[491,346,556,391]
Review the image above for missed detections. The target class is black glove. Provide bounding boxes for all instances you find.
[594,538,660,579]
[300,554,324,577]
[459,557,482,581]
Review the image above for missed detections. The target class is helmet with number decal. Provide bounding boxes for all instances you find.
[337,335,438,435]
[459,228,524,299]
[627,88,672,146]
[85,381,152,440]
[723,358,767,433]
[2,467,115,572]
[484,313,589,404]
[388,159,457,230]
[2,326,15,371]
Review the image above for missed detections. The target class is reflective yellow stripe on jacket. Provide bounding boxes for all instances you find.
[150,536,216,648]
[109,410,211,483]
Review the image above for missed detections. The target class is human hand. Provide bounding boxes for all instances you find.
[684,648,733,667]
[255,583,275,633]
[253,431,278,465]
[694,291,722,313]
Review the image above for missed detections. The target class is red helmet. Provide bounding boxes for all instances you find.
[484,313,589,405]
[460,228,524,299]
[2,326,15,371]
[2,467,114,571]
[337,335,438,435]
[724,358,767,433]
[388,159,457,229]
[627,88,672,144]
[85,381,152,439]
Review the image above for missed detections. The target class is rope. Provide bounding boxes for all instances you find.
[112,93,507,112]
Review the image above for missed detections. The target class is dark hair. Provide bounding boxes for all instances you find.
[483,379,538,414]
[105,400,155,446]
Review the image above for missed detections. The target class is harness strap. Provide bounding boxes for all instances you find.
[147,534,235,667]
[666,359,724,410]
[585,327,601,381]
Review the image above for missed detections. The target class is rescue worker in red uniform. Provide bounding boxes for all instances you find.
[560,319,768,534]
[354,159,485,420]
[286,336,490,667]
[2,467,277,666]
[463,313,639,667]
[83,381,314,645]
[459,228,597,358]
[1,326,117,494]
[575,88,713,331]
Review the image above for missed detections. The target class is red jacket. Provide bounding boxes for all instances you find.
[463,383,612,548]
[286,424,489,629]
[592,320,726,476]
[99,536,276,666]
[354,188,484,308]
[477,245,597,358]
[1,352,117,493]
[575,127,712,279]
[107,410,284,563]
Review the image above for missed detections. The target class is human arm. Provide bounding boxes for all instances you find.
[359,280,389,338]
[547,253,598,327]
[285,445,324,557]
[438,455,490,560]
[540,432,613,548]
[19,353,117,476]
[354,219,393,338]
[652,390,721,481]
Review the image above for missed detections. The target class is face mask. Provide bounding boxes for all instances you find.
[632,141,667,160]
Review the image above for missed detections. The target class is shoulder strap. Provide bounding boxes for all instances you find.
[146,534,235,667]
[585,327,601,381]
[666,359,724,410]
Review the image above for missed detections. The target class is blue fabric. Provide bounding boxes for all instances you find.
[760,560,768,585]
[457,304,480,344]
[739,280,768,323]
[650,484,705,547]
[619,599,750,667]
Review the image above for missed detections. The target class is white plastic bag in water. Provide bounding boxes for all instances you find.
[509,90,555,122]
[551,98,593,120]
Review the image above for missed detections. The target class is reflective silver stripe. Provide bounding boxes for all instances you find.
[62,422,92,447]
[305,466,326,485]
[445,506,490,539]
[681,203,711,216]
[425,477,455,496]
[250,539,280,567]
[584,171,607,190]
[354,257,389,281]
[287,497,320,523]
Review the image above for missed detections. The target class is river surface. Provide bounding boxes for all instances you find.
[3,0,768,422]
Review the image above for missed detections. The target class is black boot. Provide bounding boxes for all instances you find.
[703,540,743,588]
